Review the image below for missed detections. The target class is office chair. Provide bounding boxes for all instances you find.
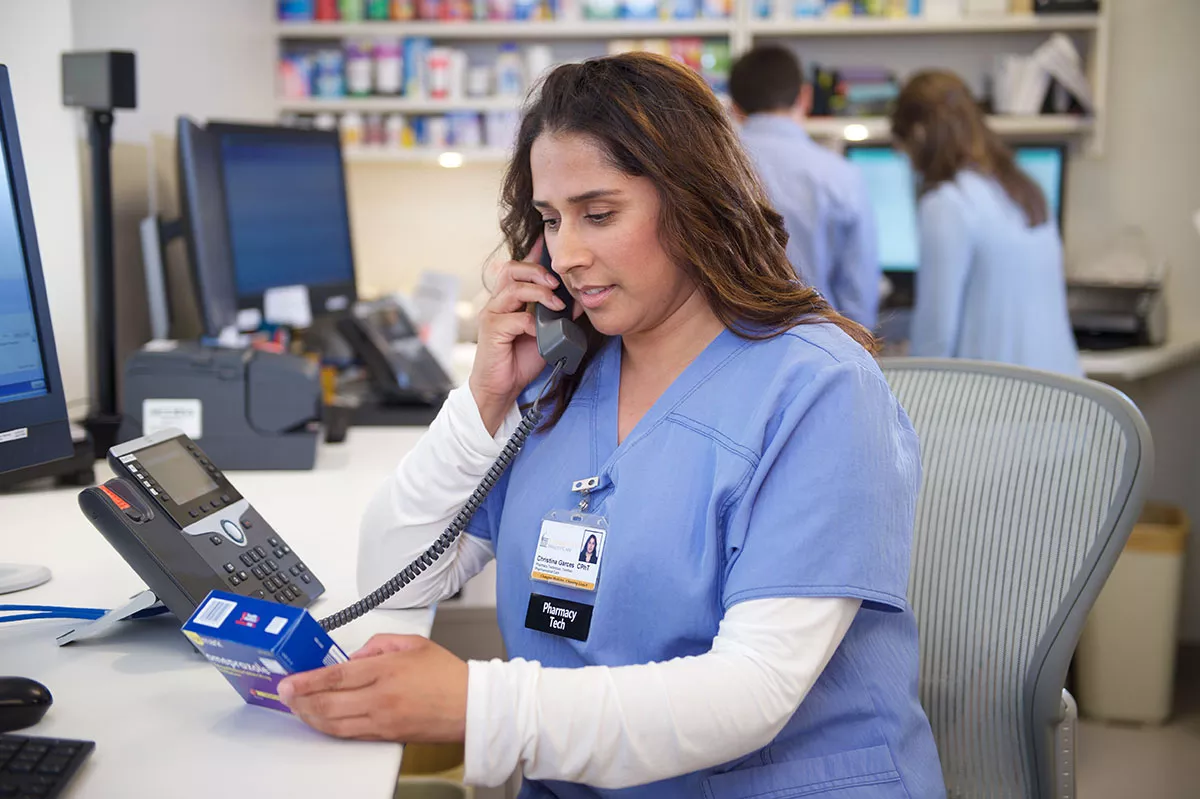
[879,359,1153,799]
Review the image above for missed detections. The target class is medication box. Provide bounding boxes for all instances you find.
[182,590,347,713]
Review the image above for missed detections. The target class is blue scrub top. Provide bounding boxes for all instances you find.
[910,170,1082,376]
[468,323,945,798]
[739,115,881,329]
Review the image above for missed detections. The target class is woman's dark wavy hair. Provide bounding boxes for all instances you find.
[891,69,1049,227]
[499,52,876,427]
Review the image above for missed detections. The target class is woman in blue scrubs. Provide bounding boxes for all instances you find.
[280,53,945,798]
[891,70,1081,375]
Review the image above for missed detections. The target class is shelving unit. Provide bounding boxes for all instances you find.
[343,145,510,164]
[277,19,735,39]
[275,4,1110,154]
[340,112,1093,164]
[279,96,522,114]
[744,12,1100,37]
[804,113,1093,142]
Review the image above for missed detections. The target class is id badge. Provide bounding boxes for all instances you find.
[530,510,608,592]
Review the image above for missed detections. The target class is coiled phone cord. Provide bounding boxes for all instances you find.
[318,362,564,632]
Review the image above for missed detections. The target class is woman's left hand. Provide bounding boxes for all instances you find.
[278,634,468,743]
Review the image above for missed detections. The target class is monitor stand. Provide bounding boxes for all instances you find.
[0,563,52,594]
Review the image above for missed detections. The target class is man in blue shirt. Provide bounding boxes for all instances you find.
[731,47,881,329]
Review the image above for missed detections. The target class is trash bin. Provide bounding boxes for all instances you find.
[394,779,469,799]
[395,742,471,799]
[1076,502,1189,724]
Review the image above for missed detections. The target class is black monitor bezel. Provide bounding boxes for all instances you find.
[176,115,239,337]
[0,65,72,459]
[205,121,358,322]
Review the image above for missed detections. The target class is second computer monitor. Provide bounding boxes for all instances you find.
[206,123,357,319]
[177,116,238,336]
[845,142,1067,274]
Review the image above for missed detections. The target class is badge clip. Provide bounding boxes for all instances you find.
[571,476,600,512]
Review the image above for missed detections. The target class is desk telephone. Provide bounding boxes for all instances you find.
[76,430,327,627]
[336,301,456,408]
[74,243,585,635]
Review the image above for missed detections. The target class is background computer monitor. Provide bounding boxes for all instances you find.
[206,122,357,320]
[1,64,72,593]
[177,116,239,336]
[845,142,1068,275]
[0,66,71,475]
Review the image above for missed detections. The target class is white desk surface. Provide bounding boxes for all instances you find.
[0,428,435,799]
[1079,332,1200,383]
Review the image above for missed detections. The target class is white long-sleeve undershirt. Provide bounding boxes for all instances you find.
[356,385,860,788]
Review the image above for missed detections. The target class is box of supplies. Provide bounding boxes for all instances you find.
[182,590,347,712]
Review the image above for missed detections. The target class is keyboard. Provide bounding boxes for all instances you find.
[0,734,94,798]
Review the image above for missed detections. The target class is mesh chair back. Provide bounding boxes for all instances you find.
[880,359,1152,799]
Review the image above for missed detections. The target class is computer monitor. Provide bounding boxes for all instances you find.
[1,64,72,592]
[176,116,239,336]
[845,142,1067,275]
[206,123,357,320]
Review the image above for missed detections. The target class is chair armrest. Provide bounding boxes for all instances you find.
[1055,689,1078,799]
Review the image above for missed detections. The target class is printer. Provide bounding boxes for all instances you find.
[119,342,322,470]
[1067,228,1169,351]
[1070,283,1161,352]
[1068,281,1167,351]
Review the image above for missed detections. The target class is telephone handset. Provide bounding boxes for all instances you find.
[76,429,325,625]
[317,240,590,631]
[533,243,587,377]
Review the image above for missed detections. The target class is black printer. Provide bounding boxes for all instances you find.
[1068,282,1167,351]
[119,342,322,470]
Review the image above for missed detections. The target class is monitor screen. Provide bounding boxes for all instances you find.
[846,144,1065,273]
[0,125,48,405]
[1014,146,1064,222]
[215,128,355,301]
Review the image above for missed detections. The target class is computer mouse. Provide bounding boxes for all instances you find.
[0,676,53,733]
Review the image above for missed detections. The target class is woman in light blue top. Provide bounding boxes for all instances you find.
[280,54,945,798]
[891,70,1081,375]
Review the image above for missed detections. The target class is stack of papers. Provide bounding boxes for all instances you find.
[994,33,1094,115]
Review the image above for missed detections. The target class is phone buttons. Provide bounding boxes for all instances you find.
[220,519,247,546]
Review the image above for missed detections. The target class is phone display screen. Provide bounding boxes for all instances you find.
[136,439,218,504]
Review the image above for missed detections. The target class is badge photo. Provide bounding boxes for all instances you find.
[531,516,606,592]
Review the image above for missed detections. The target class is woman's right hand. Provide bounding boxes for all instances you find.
[469,238,567,436]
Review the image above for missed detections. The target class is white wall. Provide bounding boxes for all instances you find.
[1047,0,1200,643]
[348,161,504,299]
[1063,0,1200,342]
[69,0,276,149]
[0,0,89,407]
[67,0,278,360]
